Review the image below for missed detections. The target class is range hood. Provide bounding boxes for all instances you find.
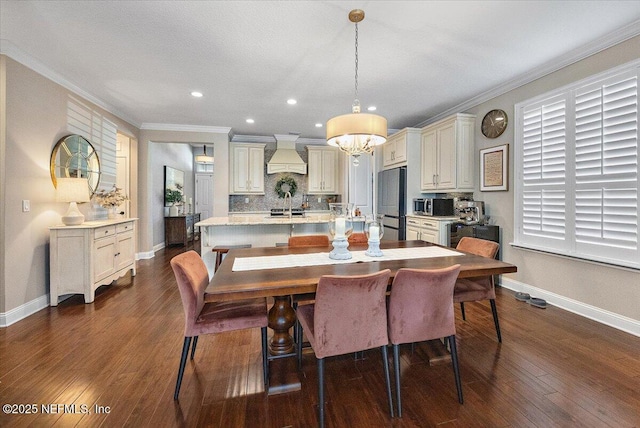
[267,134,307,174]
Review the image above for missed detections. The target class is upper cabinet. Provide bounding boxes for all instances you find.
[420,114,475,192]
[382,127,420,169]
[306,146,338,194]
[230,143,265,194]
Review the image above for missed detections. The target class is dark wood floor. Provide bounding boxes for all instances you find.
[1,243,639,427]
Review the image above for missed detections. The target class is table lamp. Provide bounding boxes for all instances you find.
[57,178,90,226]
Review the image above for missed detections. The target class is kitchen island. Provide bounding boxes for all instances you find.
[196,212,331,275]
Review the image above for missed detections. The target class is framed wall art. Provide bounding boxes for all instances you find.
[480,143,508,192]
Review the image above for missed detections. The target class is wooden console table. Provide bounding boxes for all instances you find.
[165,213,200,247]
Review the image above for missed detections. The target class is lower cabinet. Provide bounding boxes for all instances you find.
[49,219,137,306]
[406,215,454,246]
[165,213,200,247]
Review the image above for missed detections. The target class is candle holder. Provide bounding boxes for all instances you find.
[328,203,354,260]
[365,214,385,257]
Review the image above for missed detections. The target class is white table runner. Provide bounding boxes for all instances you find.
[232,246,463,272]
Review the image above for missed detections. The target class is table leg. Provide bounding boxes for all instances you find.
[268,295,296,355]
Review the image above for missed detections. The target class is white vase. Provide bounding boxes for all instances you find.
[107,206,117,219]
[169,204,179,216]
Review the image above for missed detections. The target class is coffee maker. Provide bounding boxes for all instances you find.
[455,200,485,225]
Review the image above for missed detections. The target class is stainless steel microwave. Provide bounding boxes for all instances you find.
[413,198,454,216]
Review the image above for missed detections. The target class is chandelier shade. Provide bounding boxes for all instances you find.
[326,112,387,156]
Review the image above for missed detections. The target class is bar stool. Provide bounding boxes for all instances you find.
[212,244,251,272]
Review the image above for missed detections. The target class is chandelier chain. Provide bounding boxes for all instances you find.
[354,22,359,102]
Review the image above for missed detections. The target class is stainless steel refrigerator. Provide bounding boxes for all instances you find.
[377,167,407,240]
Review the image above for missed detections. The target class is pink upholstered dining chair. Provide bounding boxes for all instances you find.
[288,234,330,247]
[295,269,394,427]
[454,237,502,342]
[170,250,269,400]
[388,264,463,416]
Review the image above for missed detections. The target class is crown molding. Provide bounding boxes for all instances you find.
[0,39,142,128]
[415,19,640,128]
[139,123,232,134]
[231,134,327,145]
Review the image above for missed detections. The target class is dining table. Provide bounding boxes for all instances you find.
[205,239,517,394]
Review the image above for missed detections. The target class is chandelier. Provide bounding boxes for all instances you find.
[326,9,387,164]
[195,145,214,164]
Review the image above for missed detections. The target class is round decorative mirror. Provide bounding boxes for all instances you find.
[50,134,101,195]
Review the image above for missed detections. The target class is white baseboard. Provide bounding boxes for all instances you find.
[136,250,155,260]
[0,294,50,327]
[154,242,165,253]
[500,277,640,337]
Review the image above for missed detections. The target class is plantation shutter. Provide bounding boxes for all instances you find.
[574,72,638,257]
[515,62,640,269]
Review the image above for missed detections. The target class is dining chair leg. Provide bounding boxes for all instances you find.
[460,302,466,320]
[318,358,325,428]
[261,327,269,387]
[490,299,502,343]
[393,344,402,417]
[190,336,199,360]
[292,300,299,344]
[174,336,192,400]
[448,335,464,404]
[381,345,394,417]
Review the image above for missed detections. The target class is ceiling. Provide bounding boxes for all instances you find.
[2,1,640,141]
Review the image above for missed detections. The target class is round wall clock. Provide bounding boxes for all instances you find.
[481,109,508,139]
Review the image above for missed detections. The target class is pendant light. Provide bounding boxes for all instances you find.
[195,145,214,164]
[327,9,387,166]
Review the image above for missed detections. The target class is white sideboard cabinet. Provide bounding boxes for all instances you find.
[49,218,137,306]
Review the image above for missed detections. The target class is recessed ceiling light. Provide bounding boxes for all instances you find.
[315,123,323,128]
[191,91,203,98]
[246,118,255,124]
[367,106,377,111]
[287,99,297,105]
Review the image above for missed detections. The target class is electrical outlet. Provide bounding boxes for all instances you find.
[318,197,322,203]
[22,200,30,212]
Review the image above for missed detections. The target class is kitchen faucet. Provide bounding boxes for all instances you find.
[283,191,292,219]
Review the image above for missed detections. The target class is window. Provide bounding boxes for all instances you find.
[67,95,118,190]
[514,61,639,269]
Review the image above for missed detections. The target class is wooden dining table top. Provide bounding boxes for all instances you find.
[205,240,517,302]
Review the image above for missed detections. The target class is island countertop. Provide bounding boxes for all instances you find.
[196,213,331,227]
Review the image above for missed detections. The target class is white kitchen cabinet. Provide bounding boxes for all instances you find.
[420,114,475,192]
[406,215,455,246]
[306,146,338,194]
[49,219,137,306]
[406,217,421,240]
[230,143,265,194]
[382,128,420,169]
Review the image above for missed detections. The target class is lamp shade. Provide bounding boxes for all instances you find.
[326,112,387,155]
[56,178,90,203]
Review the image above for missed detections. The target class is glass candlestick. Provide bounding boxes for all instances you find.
[365,214,384,257]
[328,203,354,260]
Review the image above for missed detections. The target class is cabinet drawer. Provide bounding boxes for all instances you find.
[116,222,134,234]
[420,219,438,230]
[95,226,116,239]
[406,218,421,227]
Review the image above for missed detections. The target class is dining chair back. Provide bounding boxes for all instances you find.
[170,250,269,400]
[388,264,463,416]
[295,269,394,426]
[347,232,368,244]
[288,234,329,247]
[454,237,502,342]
